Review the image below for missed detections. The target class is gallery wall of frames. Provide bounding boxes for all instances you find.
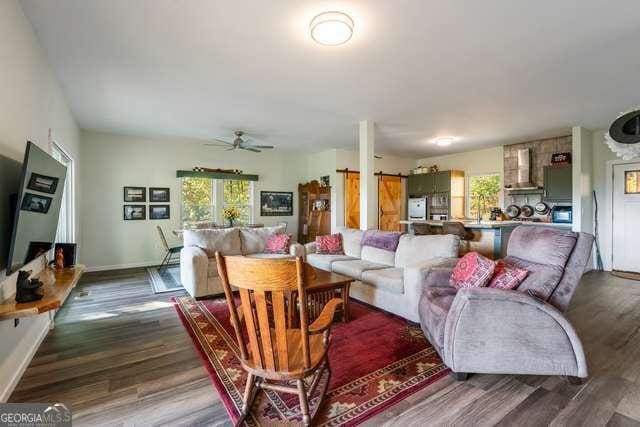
[123,186,170,220]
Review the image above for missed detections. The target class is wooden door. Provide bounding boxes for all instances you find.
[379,175,402,231]
[613,163,640,273]
[345,172,360,229]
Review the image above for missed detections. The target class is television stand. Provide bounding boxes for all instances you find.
[0,265,85,326]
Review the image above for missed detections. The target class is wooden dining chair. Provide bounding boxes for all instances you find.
[215,253,342,426]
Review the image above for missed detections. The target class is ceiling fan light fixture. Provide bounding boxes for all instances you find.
[310,11,354,46]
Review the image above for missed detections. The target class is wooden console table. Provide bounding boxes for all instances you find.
[0,265,85,322]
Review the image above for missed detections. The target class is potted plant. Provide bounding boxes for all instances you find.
[223,206,241,227]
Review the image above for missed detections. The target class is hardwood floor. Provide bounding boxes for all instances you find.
[9,269,640,426]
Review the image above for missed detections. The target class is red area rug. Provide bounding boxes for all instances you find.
[173,295,448,426]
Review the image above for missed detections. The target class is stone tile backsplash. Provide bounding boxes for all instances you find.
[503,135,572,188]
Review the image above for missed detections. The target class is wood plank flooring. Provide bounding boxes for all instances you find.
[9,269,640,426]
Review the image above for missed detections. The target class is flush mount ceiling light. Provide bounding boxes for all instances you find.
[310,11,354,46]
[431,136,459,147]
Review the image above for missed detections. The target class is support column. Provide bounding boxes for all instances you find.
[359,120,376,230]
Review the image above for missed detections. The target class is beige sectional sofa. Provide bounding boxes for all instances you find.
[305,227,459,322]
[180,225,304,298]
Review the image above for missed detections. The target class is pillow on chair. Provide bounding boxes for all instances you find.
[316,234,344,255]
[264,234,291,254]
[450,252,495,289]
[488,260,529,290]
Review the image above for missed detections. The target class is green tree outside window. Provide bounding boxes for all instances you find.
[181,177,214,227]
[223,180,252,224]
[469,175,501,219]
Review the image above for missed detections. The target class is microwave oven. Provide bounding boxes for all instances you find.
[551,205,572,223]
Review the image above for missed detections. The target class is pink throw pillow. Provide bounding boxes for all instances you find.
[450,252,496,289]
[488,260,529,290]
[264,234,291,254]
[316,234,343,255]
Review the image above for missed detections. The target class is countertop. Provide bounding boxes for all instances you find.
[399,219,573,230]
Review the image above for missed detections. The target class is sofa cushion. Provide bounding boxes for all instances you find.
[503,256,564,300]
[361,230,402,252]
[264,234,291,254]
[239,225,286,255]
[316,233,344,254]
[207,260,219,278]
[306,253,357,271]
[361,268,404,294]
[183,228,242,258]
[331,259,388,280]
[335,227,365,258]
[450,252,495,289]
[419,285,459,350]
[489,259,529,290]
[507,226,577,268]
[395,234,460,268]
[245,252,294,260]
[361,246,395,267]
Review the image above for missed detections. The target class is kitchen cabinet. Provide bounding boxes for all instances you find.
[543,165,572,202]
[407,170,465,219]
[435,171,451,193]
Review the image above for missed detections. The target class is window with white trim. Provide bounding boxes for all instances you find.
[180,178,253,227]
[468,174,501,219]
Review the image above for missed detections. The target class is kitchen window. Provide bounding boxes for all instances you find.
[468,174,501,218]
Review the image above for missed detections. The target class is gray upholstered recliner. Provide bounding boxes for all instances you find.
[419,225,594,381]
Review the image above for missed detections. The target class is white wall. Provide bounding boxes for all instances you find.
[417,146,504,216]
[80,131,308,270]
[572,127,594,234]
[0,0,81,401]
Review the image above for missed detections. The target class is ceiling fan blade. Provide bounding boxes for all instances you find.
[225,147,236,151]
[250,145,274,149]
[242,147,261,153]
[205,143,231,147]
[374,154,383,159]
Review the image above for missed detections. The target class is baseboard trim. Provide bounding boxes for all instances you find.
[85,260,162,273]
[0,316,51,402]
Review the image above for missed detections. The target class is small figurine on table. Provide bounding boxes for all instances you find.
[55,247,65,269]
[15,270,44,303]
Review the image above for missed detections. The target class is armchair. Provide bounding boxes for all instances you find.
[419,226,594,381]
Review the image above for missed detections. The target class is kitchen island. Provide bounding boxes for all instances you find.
[398,219,572,259]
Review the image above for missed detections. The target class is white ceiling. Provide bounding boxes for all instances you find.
[21,0,640,157]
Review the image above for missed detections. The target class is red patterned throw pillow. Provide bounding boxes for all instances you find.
[316,233,343,255]
[264,234,291,254]
[450,252,496,289]
[489,260,529,290]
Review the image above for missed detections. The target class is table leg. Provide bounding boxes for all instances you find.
[342,283,351,322]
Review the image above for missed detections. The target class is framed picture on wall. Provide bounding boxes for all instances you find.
[149,187,170,202]
[27,173,59,194]
[149,205,170,220]
[123,204,146,220]
[124,186,146,202]
[260,191,293,216]
[21,192,52,214]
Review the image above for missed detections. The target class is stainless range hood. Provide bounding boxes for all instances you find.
[508,148,539,190]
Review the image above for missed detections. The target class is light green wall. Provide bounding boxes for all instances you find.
[80,131,308,270]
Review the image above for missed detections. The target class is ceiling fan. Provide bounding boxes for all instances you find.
[205,130,274,153]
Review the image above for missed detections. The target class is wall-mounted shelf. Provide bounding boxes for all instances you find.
[0,265,85,321]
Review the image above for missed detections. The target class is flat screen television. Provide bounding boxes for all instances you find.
[6,142,67,274]
[0,154,22,274]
